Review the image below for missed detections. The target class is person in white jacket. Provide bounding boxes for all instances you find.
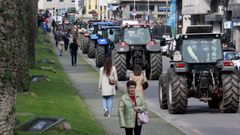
[99,57,118,117]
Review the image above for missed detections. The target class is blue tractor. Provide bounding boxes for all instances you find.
[95,26,121,67]
[87,22,115,58]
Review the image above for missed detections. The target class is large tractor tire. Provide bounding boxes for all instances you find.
[167,68,188,114]
[79,35,84,50]
[220,73,239,113]
[95,45,105,68]
[82,38,89,54]
[150,53,162,80]
[114,52,127,81]
[159,74,168,109]
[88,41,95,58]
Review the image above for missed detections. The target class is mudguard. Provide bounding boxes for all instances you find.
[146,43,161,52]
[90,34,99,40]
[97,39,108,45]
[114,42,130,52]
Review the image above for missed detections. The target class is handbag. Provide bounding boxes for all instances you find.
[137,111,149,124]
[108,77,115,85]
[142,81,149,90]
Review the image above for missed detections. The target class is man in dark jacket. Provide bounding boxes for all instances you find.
[63,32,70,51]
[69,38,79,66]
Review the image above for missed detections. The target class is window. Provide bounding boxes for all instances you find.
[104,6,106,11]
[89,0,91,9]
[124,28,151,44]
[100,6,102,11]
[47,0,52,2]
[182,39,222,63]
[95,0,97,9]
[72,0,75,2]
[59,0,64,2]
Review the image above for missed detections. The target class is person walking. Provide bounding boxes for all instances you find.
[63,32,70,51]
[69,38,79,66]
[129,64,147,96]
[57,38,64,56]
[118,80,147,135]
[51,19,56,33]
[99,57,118,117]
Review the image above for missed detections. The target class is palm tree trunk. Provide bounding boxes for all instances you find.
[0,1,18,134]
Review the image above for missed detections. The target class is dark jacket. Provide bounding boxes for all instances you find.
[69,42,78,54]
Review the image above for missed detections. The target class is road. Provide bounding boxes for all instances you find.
[80,52,240,135]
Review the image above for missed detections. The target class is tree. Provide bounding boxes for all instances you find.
[0,0,38,134]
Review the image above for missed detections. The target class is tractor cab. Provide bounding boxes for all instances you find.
[173,25,224,63]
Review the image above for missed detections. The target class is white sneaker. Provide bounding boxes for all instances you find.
[104,110,109,117]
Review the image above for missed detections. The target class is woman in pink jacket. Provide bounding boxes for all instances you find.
[99,57,118,117]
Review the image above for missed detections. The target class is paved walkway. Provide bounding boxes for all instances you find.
[51,34,184,135]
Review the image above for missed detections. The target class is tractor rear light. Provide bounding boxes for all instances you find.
[175,62,185,68]
[146,41,156,46]
[224,61,234,66]
[119,42,128,47]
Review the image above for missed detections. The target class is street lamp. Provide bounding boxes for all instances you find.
[133,0,136,19]
[147,0,149,21]
[166,0,169,21]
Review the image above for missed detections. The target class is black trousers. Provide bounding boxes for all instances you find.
[71,53,77,66]
[64,41,69,50]
[125,118,142,135]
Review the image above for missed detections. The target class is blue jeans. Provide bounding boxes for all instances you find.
[102,95,114,115]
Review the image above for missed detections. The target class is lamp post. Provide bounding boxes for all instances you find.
[133,0,136,19]
[166,0,169,22]
[147,0,149,21]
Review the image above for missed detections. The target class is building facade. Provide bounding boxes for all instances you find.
[119,0,171,21]
[228,0,240,51]
[99,0,108,20]
[181,0,211,34]
[38,0,76,16]
[85,0,99,19]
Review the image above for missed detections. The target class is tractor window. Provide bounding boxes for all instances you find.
[124,27,151,44]
[107,29,121,43]
[182,38,222,63]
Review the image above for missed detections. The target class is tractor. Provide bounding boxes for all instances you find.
[159,25,239,114]
[114,24,162,80]
[87,22,115,58]
[95,26,121,67]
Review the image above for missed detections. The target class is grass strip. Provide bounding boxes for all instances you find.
[16,30,105,135]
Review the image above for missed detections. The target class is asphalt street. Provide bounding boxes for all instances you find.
[81,52,240,135]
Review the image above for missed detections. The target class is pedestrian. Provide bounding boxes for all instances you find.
[129,64,148,96]
[51,19,56,33]
[57,38,64,56]
[99,57,118,117]
[63,32,70,51]
[69,38,79,66]
[118,80,147,135]
[73,28,80,47]
[55,30,64,47]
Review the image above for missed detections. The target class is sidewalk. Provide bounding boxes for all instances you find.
[53,35,184,135]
